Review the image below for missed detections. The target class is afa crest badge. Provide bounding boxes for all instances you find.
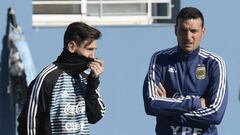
[196,64,206,79]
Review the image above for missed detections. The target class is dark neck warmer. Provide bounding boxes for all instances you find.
[54,49,94,75]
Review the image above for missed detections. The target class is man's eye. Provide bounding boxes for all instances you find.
[191,30,197,33]
[86,48,95,51]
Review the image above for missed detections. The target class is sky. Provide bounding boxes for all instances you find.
[0,0,240,135]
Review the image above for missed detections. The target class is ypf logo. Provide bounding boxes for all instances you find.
[170,125,202,135]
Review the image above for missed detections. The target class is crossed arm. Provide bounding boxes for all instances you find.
[143,62,227,126]
[154,82,207,108]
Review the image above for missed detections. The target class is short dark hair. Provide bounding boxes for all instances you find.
[176,7,204,27]
[64,22,101,48]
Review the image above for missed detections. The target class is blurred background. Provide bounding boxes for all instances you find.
[0,0,240,135]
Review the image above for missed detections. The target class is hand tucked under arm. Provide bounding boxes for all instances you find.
[200,97,207,108]
[154,82,167,97]
[155,83,208,109]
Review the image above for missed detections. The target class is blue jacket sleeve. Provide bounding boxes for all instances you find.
[143,53,228,126]
[143,76,202,116]
[143,53,202,117]
[178,58,228,126]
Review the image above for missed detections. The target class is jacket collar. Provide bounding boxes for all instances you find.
[177,46,200,61]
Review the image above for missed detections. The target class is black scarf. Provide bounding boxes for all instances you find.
[54,49,94,75]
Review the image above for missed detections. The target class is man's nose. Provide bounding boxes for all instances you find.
[186,31,192,40]
[89,53,95,58]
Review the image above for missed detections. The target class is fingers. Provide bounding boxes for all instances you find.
[88,59,104,78]
[155,85,163,97]
[200,97,207,108]
[154,83,167,97]
[92,59,104,67]
[159,83,166,97]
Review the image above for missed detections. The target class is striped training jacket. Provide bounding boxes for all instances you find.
[143,46,228,135]
[18,64,105,135]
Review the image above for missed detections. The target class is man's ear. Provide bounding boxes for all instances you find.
[67,41,77,53]
[174,25,177,36]
[201,27,206,37]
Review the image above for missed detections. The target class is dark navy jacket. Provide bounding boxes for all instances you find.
[143,46,228,135]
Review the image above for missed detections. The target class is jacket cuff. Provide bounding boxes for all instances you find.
[86,74,100,98]
[192,97,202,111]
[87,74,100,90]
